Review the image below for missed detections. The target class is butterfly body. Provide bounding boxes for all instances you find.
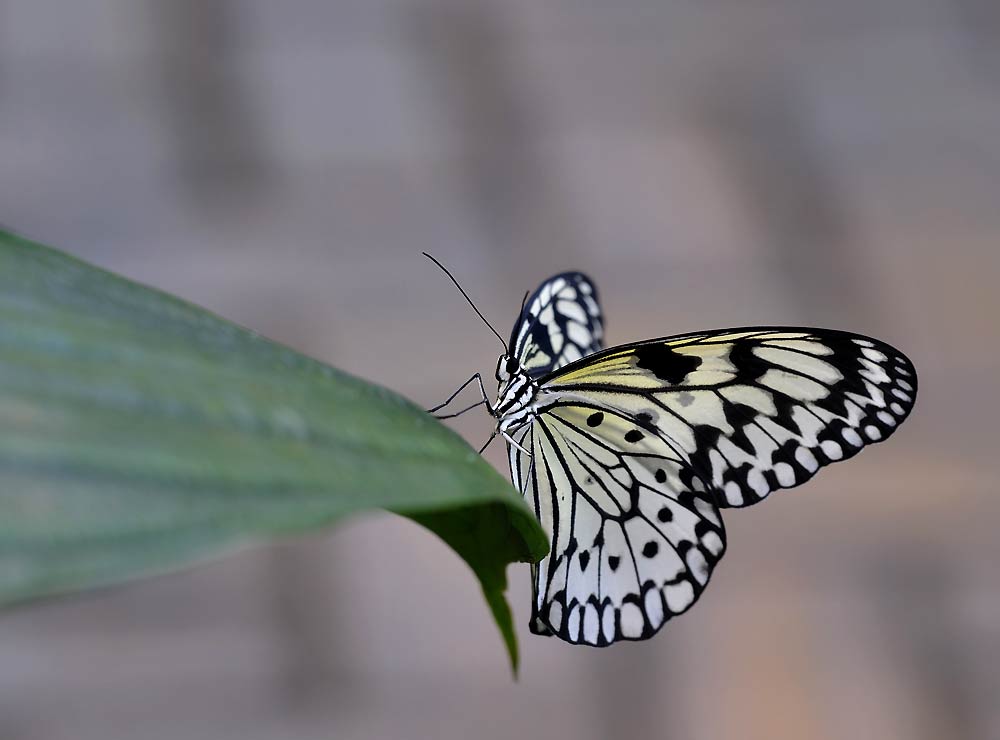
[432,266,917,647]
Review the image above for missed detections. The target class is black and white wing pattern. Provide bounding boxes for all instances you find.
[509,327,916,645]
[509,272,604,378]
[508,404,726,645]
[543,328,917,508]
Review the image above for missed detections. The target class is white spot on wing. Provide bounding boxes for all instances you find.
[821,440,843,460]
[686,549,709,585]
[753,346,841,384]
[566,320,592,347]
[559,300,587,324]
[548,601,563,630]
[859,358,890,385]
[583,603,600,644]
[620,603,644,638]
[702,531,724,556]
[601,605,615,643]
[775,462,796,487]
[842,428,863,447]
[644,589,664,629]
[720,385,778,416]
[759,369,828,401]
[747,468,769,497]
[795,446,819,472]
[567,605,581,641]
[724,481,744,505]
[664,581,694,613]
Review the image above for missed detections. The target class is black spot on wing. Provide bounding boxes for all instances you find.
[635,411,655,428]
[769,392,804,435]
[722,400,758,429]
[688,424,730,480]
[813,387,850,418]
[719,400,764,454]
[693,424,721,448]
[728,339,769,381]
[634,344,702,384]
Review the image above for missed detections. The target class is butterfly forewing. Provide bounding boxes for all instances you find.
[510,272,604,378]
[542,328,917,507]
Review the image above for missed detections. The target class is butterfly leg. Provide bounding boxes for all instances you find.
[426,372,493,416]
[502,430,532,457]
[496,417,533,456]
[433,398,487,420]
[478,430,498,453]
[478,427,531,456]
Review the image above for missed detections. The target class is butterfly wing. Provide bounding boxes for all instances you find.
[509,272,604,378]
[542,328,917,507]
[512,327,915,644]
[507,405,726,645]
[507,324,915,644]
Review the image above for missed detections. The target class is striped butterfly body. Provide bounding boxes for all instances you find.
[431,264,917,647]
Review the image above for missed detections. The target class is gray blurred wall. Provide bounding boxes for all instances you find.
[1,1,998,739]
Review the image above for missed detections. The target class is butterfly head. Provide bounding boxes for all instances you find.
[495,353,520,384]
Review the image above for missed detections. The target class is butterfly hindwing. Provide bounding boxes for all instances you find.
[509,402,726,645]
[510,272,604,378]
[543,328,917,507]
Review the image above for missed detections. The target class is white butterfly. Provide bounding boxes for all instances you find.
[427,258,917,646]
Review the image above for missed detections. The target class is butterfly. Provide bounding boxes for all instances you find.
[426,256,917,646]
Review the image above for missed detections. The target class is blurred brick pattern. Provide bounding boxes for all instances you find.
[0,1,998,739]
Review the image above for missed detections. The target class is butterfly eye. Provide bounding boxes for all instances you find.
[506,357,519,374]
[496,355,510,381]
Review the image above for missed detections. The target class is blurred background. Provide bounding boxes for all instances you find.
[1,1,998,738]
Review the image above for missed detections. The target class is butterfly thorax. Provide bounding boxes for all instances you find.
[493,354,541,433]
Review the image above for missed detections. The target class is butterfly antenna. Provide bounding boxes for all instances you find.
[518,290,530,318]
[423,252,508,352]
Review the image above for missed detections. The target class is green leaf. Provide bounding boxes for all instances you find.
[0,229,548,673]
